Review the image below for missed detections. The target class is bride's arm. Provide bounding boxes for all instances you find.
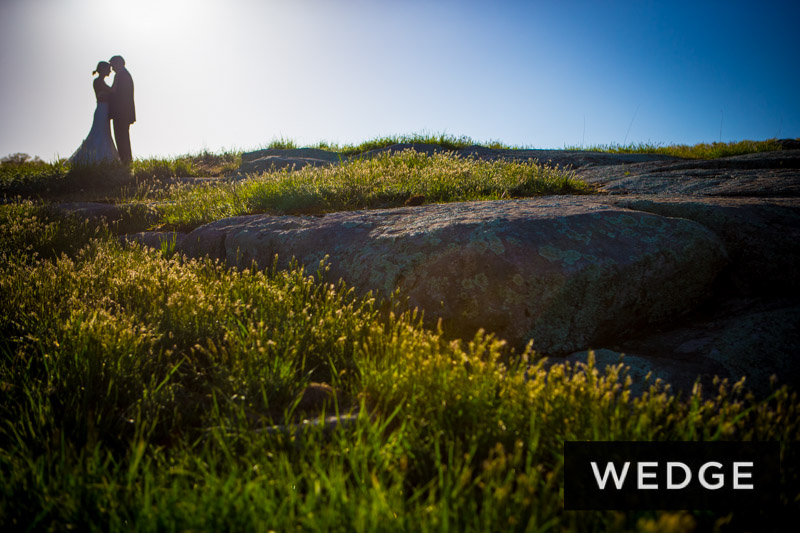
[94,78,113,100]
[105,77,118,96]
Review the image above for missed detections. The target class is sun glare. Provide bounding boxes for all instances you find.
[107,0,204,32]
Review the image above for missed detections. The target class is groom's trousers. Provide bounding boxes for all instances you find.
[113,120,133,164]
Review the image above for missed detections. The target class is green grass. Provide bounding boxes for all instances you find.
[0,198,110,261]
[0,151,241,199]
[0,157,70,192]
[1,136,798,529]
[565,139,788,159]
[260,132,791,159]
[262,136,300,150]
[333,133,511,156]
[3,135,791,200]
[158,148,591,231]
[261,132,511,156]
[1,192,799,531]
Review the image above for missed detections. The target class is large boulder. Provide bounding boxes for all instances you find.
[607,196,800,296]
[697,303,800,394]
[576,149,800,196]
[556,348,730,398]
[562,300,800,397]
[179,197,727,354]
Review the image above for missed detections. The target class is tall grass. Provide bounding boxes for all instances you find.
[131,150,241,180]
[566,139,786,159]
[0,151,241,198]
[261,132,511,155]
[0,199,110,260]
[263,133,789,159]
[0,157,70,192]
[263,136,300,150]
[334,133,511,155]
[3,136,790,199]
[1,198,798,530]
[158,149,591,231]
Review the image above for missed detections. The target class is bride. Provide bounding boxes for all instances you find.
[69,61,120,164]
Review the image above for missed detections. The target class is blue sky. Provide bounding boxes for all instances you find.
[1,0,798,159]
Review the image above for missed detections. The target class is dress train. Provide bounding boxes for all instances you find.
[69,102,120,164]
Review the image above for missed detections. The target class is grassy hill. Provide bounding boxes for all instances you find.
[1,136,798,531]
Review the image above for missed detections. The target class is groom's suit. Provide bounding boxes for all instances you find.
[110,68,135,163]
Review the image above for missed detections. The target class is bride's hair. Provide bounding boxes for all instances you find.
[93,61,111,75]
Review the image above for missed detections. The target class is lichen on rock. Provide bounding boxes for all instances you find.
[180,197,727,354]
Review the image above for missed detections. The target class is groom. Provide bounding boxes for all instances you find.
[109,55,136,164]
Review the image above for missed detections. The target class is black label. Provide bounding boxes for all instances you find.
[564,441,782,510]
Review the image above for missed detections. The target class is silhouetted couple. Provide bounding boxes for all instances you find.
[69,55,135,165]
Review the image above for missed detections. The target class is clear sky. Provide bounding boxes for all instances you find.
[1,0,798,160]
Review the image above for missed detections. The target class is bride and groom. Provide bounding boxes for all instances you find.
[69,55,136,165]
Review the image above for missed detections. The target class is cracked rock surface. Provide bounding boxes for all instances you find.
[69,145,799,396]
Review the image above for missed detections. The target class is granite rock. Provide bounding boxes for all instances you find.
[179,197,727,354]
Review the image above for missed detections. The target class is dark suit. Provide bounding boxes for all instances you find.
[110,68,135,163]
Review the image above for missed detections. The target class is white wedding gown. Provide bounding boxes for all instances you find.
[69,100,120,165]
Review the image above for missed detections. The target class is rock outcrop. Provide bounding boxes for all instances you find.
[179,198,727,354]
[561,299,800,396]
[136,144,800,396]
[607,196,800,296]
[576,149,800,196]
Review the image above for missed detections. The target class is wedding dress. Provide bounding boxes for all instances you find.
[69,77,120,164]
